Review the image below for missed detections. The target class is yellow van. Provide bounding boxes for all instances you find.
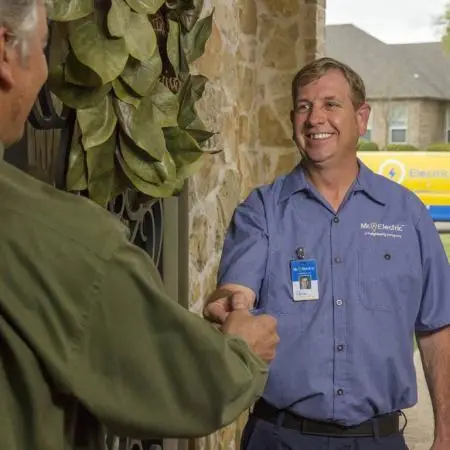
[357,151,450,221]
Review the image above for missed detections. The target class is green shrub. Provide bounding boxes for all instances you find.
[357,140,379,151]
[386,144,420,152]
[426,143,450,152]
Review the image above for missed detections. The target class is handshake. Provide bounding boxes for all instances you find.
[203,287,280,363]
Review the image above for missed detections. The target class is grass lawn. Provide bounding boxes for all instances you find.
[442,233,450,260]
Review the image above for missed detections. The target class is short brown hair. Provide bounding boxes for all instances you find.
[292,57,366,108]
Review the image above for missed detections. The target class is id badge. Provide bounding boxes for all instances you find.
[290,259,319,301]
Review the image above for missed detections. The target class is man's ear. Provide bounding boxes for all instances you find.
[357,102,371,137]
[0,28,16,89]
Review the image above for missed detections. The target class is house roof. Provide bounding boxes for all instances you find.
[325,24,450,100]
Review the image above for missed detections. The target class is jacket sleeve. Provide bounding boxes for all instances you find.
[68,236,268,439]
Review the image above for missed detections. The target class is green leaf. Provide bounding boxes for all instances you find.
[86,133,117,207]
[49,65,112,109]
[178,74,208,128]
[119,134,161,184]
[64,51,102,87]
[181,11,213,63]
[124,0,165,14]
[117,148,176,198]
[112,78,142,108]
[167,0,203,32]
[124,13,157,61]
[69,12,128,84]
[164,127,205,179]
[187,128,216,144]
[77,94,117,149]
[120,52,162,97]
[150,82,179,127]
[107,0,132,38]
[66,132,88,191]
[48,0,93,22]
[114,96,167,161]
[166,20,180,71]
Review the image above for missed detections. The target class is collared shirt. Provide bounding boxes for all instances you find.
[0,158,268,450]
[218,161,450,426]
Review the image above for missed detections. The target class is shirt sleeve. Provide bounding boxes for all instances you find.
[68,236,268,439]
[415,206,450,332]
[218,189,269,298]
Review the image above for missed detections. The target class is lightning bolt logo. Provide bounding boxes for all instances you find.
[388,168,396,179]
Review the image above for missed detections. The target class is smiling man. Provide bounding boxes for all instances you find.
[204,57,450,450]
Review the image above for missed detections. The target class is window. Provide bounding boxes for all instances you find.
[446,105,450,143]
[361,110,373,141]
[389,105,408,144]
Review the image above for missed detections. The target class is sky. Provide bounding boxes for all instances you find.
[326,0,448,44]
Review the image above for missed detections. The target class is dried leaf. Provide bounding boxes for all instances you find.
[181,10,213,62]
[107,0,132,38]
[117,148,176,198]
[120,52,162,97]
[177,74,208,128]
[124,0,165,14]
[64,51,102,87]
[112,78,142,109]
[48,0,93,22]
[86,133,117,207]
[150,81,179,127]
[77,94,117,149]
[124,13,157,61]
[49,65,112,109]
[114,96,167,161]
[69,12,128,84]
[66,131,88,191]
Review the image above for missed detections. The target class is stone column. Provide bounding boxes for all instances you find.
[187,1,326,449]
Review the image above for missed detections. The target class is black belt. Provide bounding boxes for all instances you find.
[252,399,401,437]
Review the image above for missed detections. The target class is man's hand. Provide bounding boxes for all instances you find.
[221,309,279,363]
[204,285,255,324]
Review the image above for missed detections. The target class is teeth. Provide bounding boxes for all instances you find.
[309,133,332,140]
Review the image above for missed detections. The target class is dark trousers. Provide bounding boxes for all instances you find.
[241,415,409,450]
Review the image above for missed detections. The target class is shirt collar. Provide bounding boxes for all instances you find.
[354,160,387,205]
[279,159,387,206]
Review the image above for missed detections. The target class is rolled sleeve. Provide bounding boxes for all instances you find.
[218,189,268,297]
[415,206,450,332]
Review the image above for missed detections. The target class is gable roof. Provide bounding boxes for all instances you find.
[325,24,450,100]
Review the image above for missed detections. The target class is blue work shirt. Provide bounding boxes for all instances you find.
[218,161,450,426]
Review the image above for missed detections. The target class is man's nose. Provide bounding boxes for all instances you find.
[306,105,326,126]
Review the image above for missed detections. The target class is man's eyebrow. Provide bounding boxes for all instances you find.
[323,96,343,102]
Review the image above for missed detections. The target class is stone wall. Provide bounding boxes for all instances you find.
[186,0,326,449]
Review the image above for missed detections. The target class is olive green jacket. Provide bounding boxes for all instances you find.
[0,152,267,450]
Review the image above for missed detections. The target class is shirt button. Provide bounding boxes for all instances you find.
[334,257,342,263]
[337,389,344,396]
[337,344,344,351]
[333,216,340,223]
[336,299,343,306]
[384,253,391,260]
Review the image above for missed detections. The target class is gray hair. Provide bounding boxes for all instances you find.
[0,0,40,58]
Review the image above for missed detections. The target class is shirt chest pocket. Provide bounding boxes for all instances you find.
[358,244,414,312]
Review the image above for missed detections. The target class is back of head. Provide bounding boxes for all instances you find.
[0,0,39,56]
[292,57,366,109]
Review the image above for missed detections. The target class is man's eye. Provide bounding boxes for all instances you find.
[296,104,310,113]
[326,101,339,109]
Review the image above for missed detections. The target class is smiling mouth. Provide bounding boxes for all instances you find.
[305,132,334,140]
